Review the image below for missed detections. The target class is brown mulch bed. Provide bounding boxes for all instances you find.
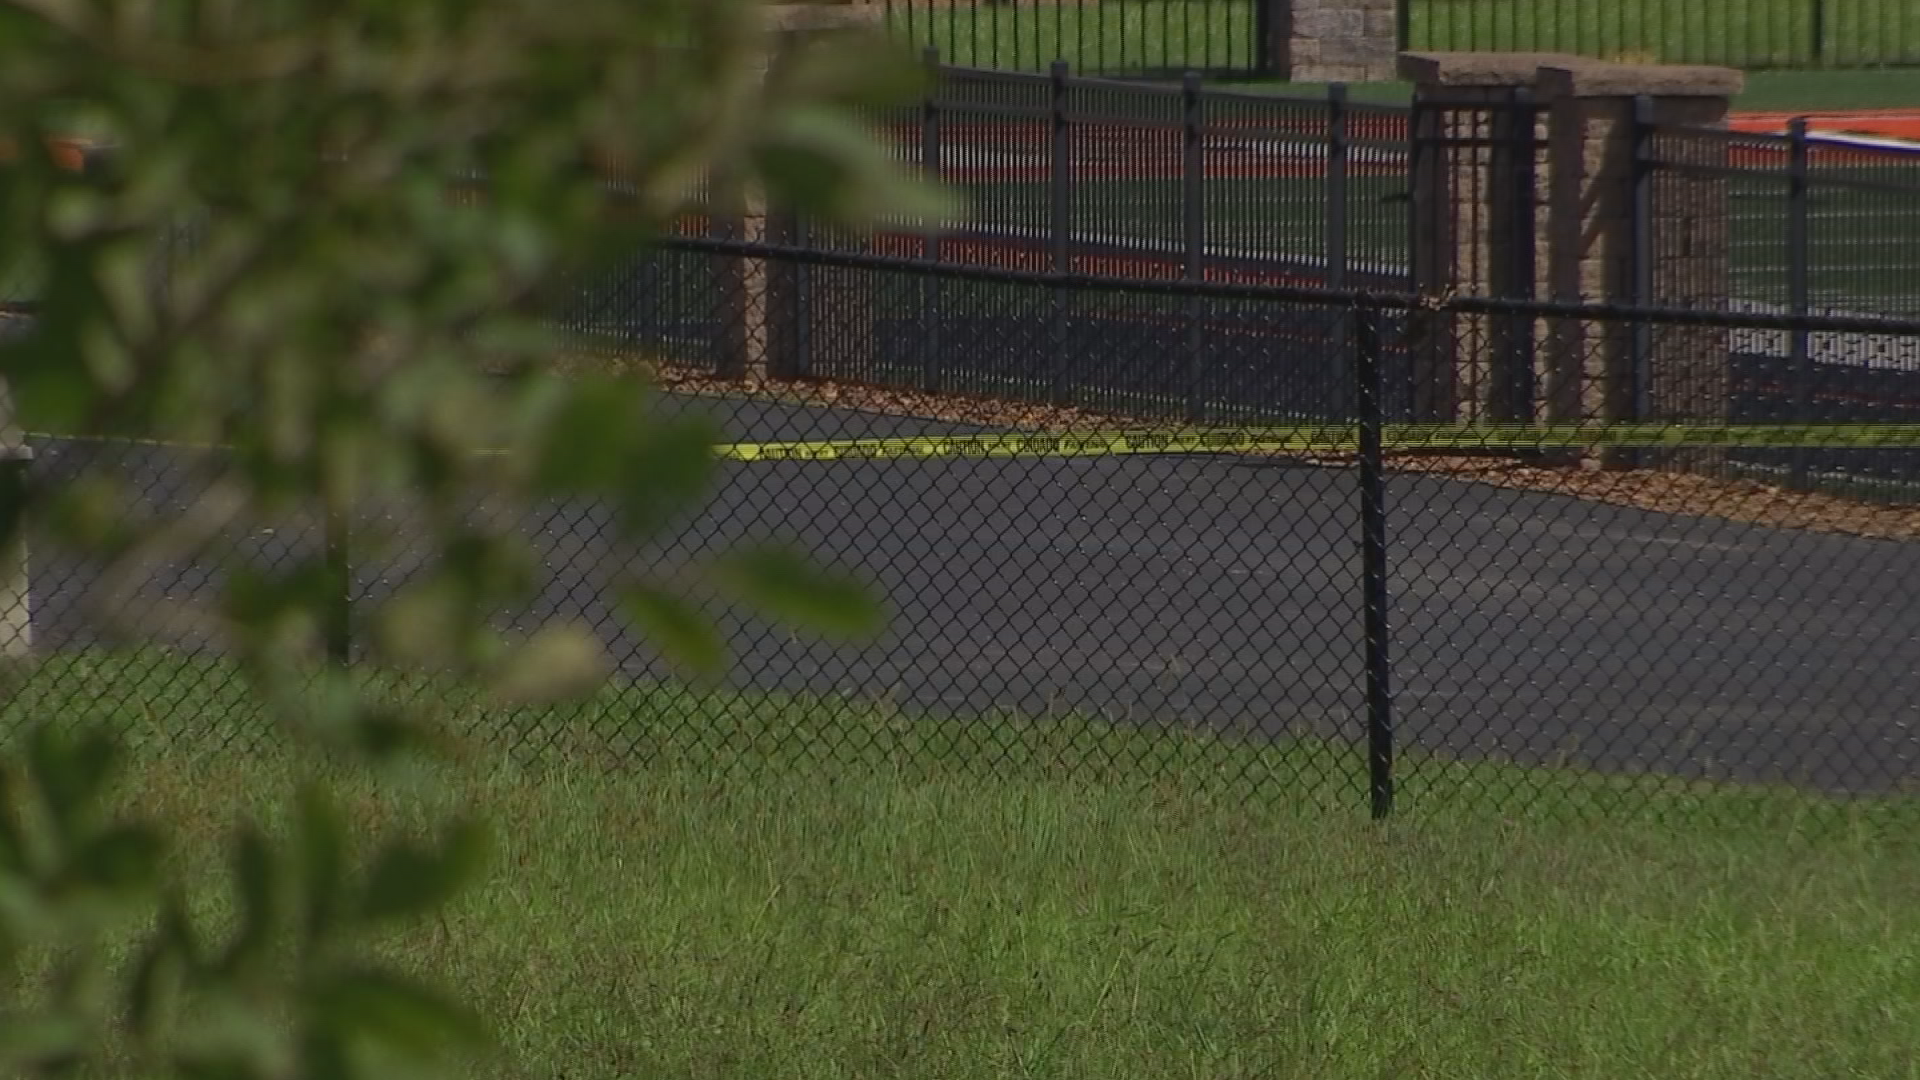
[1387,455,1920,542]
[593,355,1920,544]
[646,364,1157,435]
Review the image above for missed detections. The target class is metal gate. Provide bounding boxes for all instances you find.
[1405,86,1547,423]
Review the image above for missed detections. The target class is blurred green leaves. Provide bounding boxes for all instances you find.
[717,546,884,639]
[1,719,501,1079]
[623,582,728,677]
[0,0,938,1075]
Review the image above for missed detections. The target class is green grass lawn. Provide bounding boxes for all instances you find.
[891,0,1920,108]
[894,0,1258,75]
[1736,69,1920,111]
[893,0,1920,74]
[5,649,1919,1079]
[1409,0,1920,68]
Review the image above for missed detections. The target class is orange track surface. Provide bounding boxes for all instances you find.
[1729,108,1920,141]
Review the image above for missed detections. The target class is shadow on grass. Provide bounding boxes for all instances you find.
[5,646,1913,835]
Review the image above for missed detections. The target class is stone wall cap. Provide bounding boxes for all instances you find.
[1397,51,1593,86]
[1536,61,1745,98]
[765,4,885,33]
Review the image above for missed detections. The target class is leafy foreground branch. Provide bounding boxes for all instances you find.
[0,0,946,1075]
[1,724,489,1076]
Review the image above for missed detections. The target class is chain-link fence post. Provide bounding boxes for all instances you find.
[1355,298,1395,819]
[323,502,351,665]
[1182,71,1205,422]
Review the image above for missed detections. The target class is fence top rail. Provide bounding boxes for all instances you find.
[1658,121,1920,158]
[664,233,1920,340]
[904,105,1411,148]
[1651,156,1920,197]
[938,64,1051,88]
[935,61,1414,116]
[889,222,1411,281]
[1056,70,1184,98]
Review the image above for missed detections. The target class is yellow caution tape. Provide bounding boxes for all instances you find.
[29,423,1920,464]
[714,424,1920,462]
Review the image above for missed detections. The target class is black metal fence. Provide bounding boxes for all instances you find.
[10,246,1920,820]
[861,64,1920,314]
[1642,114,1920,486]
[1404,0,1920,70]
[637,65,1920,487]
[852,61,1414,289]
[1649,118,1920,319]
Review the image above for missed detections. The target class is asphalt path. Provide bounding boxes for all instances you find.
[17,394,1920,793]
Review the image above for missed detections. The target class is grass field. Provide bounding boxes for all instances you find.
[893,0,1257,75]
[890,0,1920,75]
[6,650,1917,1079]
[1409,0,1920,69]
[1728,167,1920,314]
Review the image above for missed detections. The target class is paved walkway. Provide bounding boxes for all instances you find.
[16,395,1920,794]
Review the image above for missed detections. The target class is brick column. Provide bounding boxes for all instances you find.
[1272,0,1399,83]
[1400,53,1740,444]
[1534,62,1740,465]
[723,5,882,381]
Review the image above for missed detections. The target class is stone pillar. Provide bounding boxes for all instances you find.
[1534,62,1740,465]
[0,369,29,660]
[1400,53,1575,421]
[1400,52,1740,444]
[722,4,883,381]
[1271,0,1399,83]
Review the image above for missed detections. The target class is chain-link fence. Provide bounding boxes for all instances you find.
[5,240,1919,821]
